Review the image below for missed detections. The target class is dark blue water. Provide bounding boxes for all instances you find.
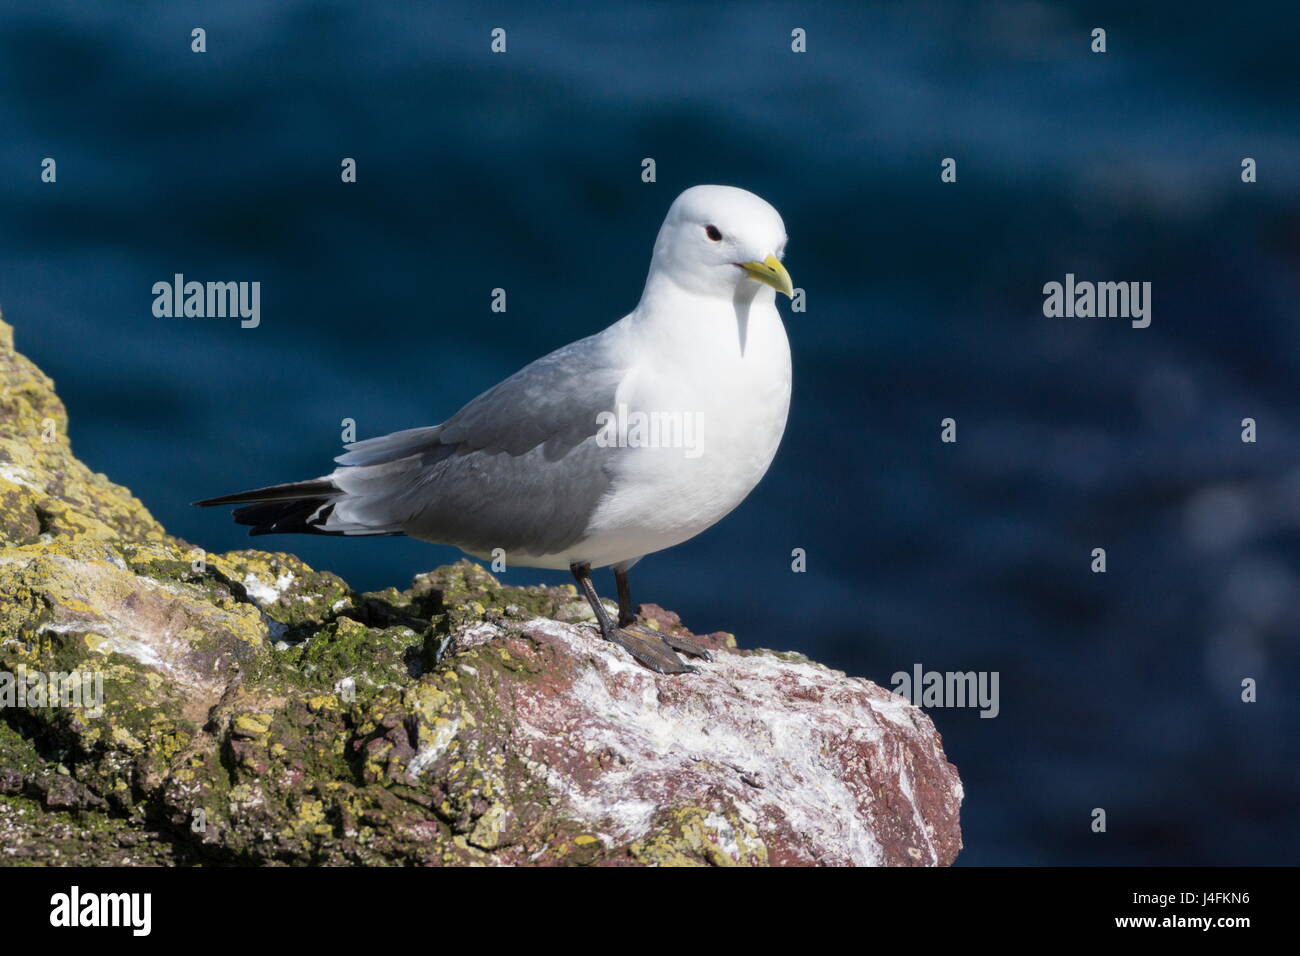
[2,0,1297,865]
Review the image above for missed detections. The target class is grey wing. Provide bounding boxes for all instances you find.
[323,334,623,558]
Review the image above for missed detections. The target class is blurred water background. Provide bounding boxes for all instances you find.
[1,0,1297,864]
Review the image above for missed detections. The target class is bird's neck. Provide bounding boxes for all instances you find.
[634,269,775,321]
[629,270,782,365]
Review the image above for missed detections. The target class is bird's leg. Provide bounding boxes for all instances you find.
[613,567,713,662]
[570,563,694,674]
[615,567,636,628]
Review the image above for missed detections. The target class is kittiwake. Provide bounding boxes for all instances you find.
[196,184,794,674]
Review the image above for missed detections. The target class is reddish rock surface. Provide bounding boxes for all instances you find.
[452,611,964,866]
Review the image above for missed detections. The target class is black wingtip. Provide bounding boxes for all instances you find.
[192,479,339,508]
[193,492,254,507]
[193,493,257,507]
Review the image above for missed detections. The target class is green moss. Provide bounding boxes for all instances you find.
[267,617,424,692]
[0,318,169,550]
[629,807,769,867]
[0,793,194,865]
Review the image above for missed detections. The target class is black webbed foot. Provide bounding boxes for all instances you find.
[606,626,697,674]
[627,623,713,662]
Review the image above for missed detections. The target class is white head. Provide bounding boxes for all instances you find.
[645,185,792,302]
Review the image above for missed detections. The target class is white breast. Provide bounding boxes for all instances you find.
[567,289,792,569]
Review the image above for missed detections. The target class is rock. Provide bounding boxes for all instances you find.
[0,312,963,865]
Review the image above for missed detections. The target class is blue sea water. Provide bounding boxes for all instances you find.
[1,0,1297,864]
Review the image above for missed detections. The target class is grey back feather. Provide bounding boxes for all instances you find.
[326,333,625,558]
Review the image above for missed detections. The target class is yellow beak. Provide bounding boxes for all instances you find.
[741,254,794,299]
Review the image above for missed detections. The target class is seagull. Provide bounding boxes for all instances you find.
[196,185,793,674]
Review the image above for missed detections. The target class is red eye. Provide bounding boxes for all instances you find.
[705,225,722,241]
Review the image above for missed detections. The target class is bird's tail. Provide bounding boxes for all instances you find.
[192,478,402,537]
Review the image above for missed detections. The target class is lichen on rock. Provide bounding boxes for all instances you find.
[0,313,962,866]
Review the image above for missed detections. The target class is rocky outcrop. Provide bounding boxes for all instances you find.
[0,313,963,866]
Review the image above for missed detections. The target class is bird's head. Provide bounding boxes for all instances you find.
[648,185,792,301]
